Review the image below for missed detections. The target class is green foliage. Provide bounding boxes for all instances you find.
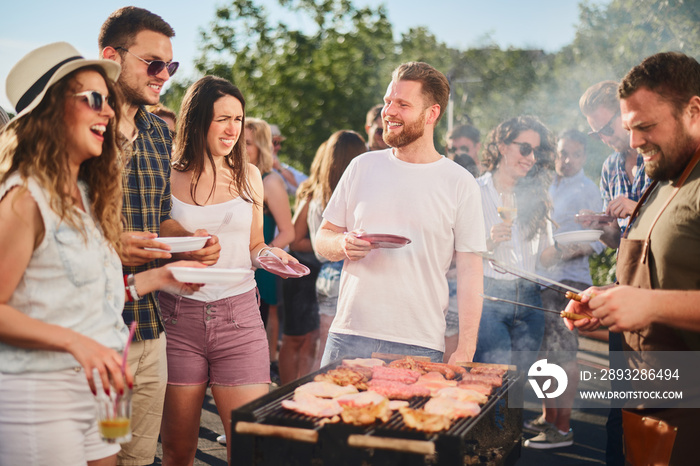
[160,0,700,282]
[191,0,396,170]
[590,247,618,287]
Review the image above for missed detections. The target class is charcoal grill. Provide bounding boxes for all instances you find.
[230,359,522,465]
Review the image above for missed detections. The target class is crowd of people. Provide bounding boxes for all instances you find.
[1,5,699,466]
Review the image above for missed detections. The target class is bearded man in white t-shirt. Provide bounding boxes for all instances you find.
[315,62,487,365]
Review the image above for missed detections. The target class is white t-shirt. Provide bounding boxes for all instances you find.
[322,149,486,351]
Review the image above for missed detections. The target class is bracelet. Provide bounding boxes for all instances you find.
[123,275,133,302]
[126,273,142,301]
[257,246,273,258]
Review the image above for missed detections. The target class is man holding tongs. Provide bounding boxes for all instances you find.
[565,52,700,466]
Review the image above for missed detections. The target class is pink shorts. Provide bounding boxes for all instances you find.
[159,289,270,386]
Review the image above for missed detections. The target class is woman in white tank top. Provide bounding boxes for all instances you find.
[159,76,297,464]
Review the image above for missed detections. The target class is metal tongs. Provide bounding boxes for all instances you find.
[480,294,587,320]
[480,253,586,302]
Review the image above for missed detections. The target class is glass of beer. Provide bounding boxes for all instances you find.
[96,388,132,443]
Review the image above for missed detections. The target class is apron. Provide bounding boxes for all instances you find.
[616,148,700,466]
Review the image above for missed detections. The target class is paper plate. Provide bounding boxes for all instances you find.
[356,233,412,249]
[258,256,310,279]
[169,267,250,284]
[145,236,210,253]
[553,230,604,245]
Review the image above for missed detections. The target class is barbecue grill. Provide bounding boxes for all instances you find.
[230,359,522,465]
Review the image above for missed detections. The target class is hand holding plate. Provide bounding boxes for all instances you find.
[182,229,221,266]
[342,229,375,261]
[119,231,172,266]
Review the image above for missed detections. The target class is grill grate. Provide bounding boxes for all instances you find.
[231,359,522,466]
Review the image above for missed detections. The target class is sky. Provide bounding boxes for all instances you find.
[0,0,610,111]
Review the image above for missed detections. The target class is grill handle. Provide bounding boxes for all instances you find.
[347,434,435,456]
[235,421,319,444]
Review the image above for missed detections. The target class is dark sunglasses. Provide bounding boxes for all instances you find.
[511,141,543,158]
[73,90,113,112]
[447,145,471,155]
[116,47,179,77]
[588,109,619,139]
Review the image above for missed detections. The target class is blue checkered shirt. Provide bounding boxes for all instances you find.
[121,107,173,341]
[599,151,652,232]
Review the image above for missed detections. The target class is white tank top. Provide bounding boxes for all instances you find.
[171,196,256,302]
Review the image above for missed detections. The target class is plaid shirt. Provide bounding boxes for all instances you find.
[122,107,173,341]
[599,151,652,232]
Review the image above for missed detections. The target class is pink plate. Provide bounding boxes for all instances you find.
[258,256,310,279]
[356,233,412,249]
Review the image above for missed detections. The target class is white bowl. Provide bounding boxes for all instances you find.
[146,236,210,253]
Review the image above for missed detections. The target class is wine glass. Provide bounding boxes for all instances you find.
[497,192,518,264]
[498,192,517,224]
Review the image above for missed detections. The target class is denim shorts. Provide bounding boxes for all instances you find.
[473,277,544,370]
[316,261,342,316]
[159,289,270,386]
[320,333,444,367]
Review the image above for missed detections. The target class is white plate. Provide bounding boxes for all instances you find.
[169,267,250,284]
[553,230,604,244]
[145,236,210,253]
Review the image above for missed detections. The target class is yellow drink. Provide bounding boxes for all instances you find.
[99,417,131,439]
[497,206,517,223]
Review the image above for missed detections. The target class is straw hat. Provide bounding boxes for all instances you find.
[6,42,121,120]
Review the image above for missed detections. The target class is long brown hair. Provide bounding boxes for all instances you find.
[481,115,555,240]
[0,66,123,251]
[172,76,254,205]
[313,130,366,209]
[295,140,327,207]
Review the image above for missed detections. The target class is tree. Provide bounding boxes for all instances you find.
[190,0,395,169]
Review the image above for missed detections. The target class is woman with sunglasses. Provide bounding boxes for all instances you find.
[473,115,560,371]
[158,76,296,464]
[0,42,202,465]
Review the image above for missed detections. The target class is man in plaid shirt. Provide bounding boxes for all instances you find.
[100,7,220,465]
[579,80,652,249]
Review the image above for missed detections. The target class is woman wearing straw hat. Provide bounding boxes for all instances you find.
[0,42,202,465]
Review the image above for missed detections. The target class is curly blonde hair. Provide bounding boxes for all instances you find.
[0,67,123,252]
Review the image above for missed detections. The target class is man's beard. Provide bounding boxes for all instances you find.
[383,113,425,148]
[644,125,696,181]
[117,64,158,107]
